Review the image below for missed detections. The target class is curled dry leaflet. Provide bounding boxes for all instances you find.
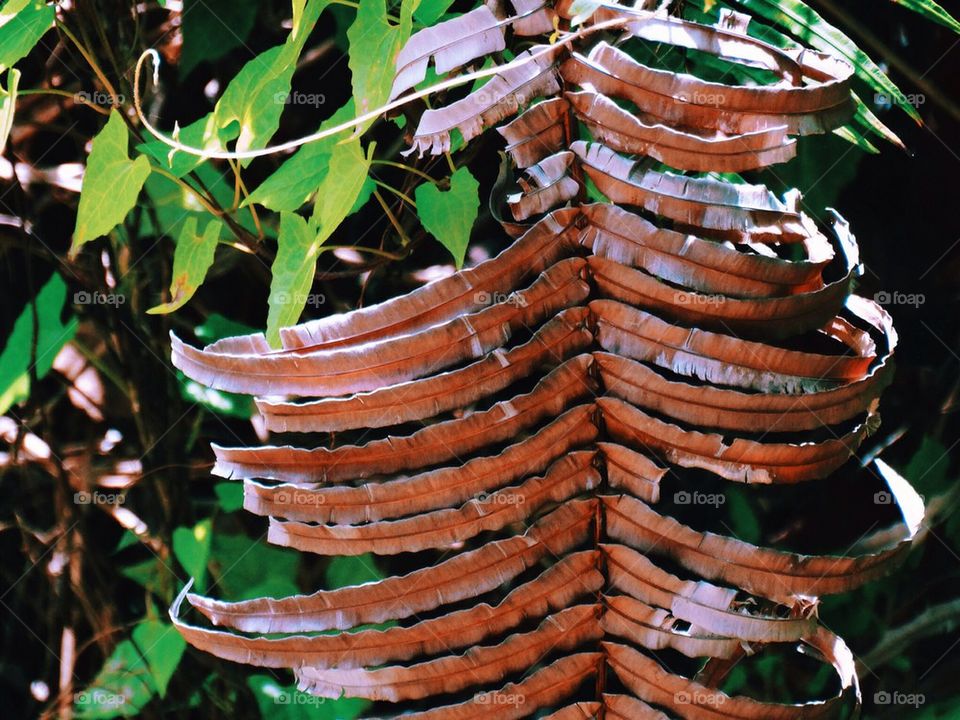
[169,1,927,716]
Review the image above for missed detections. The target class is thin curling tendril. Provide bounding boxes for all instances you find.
[131,15,636,162]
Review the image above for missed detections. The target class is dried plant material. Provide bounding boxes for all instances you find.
[406,44,563,157]
[567,89,797,171]
[497,97,570,167]
[390,7,508,100]
[171,6,924,717]
[507,150,581,220]
[573,141,809,243]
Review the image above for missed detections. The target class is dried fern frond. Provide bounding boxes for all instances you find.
[171,2,926,716]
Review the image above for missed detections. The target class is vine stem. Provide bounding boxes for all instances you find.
[131,15,637,162]
[56,21,122,109]
[17,88,112,116]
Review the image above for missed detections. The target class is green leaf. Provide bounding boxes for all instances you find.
[415,166,479,268]
[207,0,331,163]
[724,487,762,545]
[244,100,358,212]
[347,0,416,126]
[266,212,321,347]
[0,273,77,414]
[325,553,384,589]
[209,532,300,600]
[0,67,19,154]
[138,114,221,179]
[74,640,155,718]
[172,519,213,592]
[179,0,258,77]
[214,482,244,512]
[131,620,186,698]
[140,163,258,241]
[145,0,331,173]
[729,0,922,124]
[905,435,949,497]
[310,138,374,234]
[120,557,175,600]
[0,0,54,73]
[147,217,222,314]
[890,0,960,34]
[178,372,254,418]
[832,124,879,154]
[72,111,151,255]
[413,0,453,25]
[262,133,371,346]
[194,313,258,342]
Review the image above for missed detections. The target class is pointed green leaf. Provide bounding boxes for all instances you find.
[0,67,19,154]
[72,111,151,254]
[131,620,186,698]
[413,0,454,25]
[890,0,960,34]
[0,273,77,414]
[172,519,213,592]
[179,0,258,78]
[415,166,479,268]
[147,218,222,314]
[0,0,54,73]
[348,0,416,126]
[310,138,374,234]
[214,482,245,512]
[266,212,321,347]
[143,0,331,173]
[326,553,384,589]
[74,639,155,718]
[243,101,358,212]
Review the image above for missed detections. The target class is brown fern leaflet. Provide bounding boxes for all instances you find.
[170,2,925,717]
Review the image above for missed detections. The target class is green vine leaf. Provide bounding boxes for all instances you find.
[0,67,19,154]
[147,218,223,315]
[347,0,416,128]
[142,0,331,174]
[71,110,151,256]
[311,139,374,236]
[415,166,479,268]
[243,101,357,212]
[0,273,76,415]
[266,212,322,348]
[0,0,54,72]
[179,0,259,78]
[131,620,186,698]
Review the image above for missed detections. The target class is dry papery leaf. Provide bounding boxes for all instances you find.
[171,3,924,717]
